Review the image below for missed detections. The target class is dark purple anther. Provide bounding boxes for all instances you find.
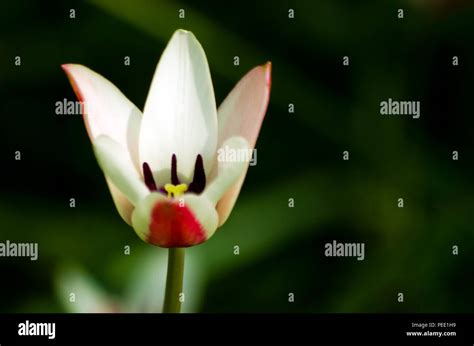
[142,162,157,191]
[171,154,180,185]
[188,154,206,194]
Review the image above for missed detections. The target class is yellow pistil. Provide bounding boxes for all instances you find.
[164,183,188,198]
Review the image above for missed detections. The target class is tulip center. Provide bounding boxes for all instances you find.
[142,154,206,197]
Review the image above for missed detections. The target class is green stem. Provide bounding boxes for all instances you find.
[162,248,185,313]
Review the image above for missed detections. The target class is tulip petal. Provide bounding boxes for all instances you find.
[93,135,149,206]
[62,64,142,222]
[204,136,249,209]
[105,178,134,225]
[140,29,218,186]
[215,63,272,225]
[183,194,219,240]
[61,64,142,171]
[131,193,218,247]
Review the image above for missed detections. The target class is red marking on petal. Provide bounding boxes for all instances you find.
[147,200,206,247]
[61,64,93,139]
[61,64,85,104]
[264,61,272,88]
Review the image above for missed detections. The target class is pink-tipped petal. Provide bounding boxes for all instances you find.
[61,64,142,171]
[62,64,143,216]
[215,62,272,225]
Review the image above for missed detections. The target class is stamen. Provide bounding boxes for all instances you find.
[165,183,188,198]
[188,154,206,194]
[142,162,157,191]
[171,154,180,185]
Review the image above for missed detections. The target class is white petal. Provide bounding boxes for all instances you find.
[93,135,149,206]
[139,30,217,186]
[62,64,142,171]
[204,136,249,207]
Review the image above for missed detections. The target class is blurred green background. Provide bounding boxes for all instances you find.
[0,0,473,312]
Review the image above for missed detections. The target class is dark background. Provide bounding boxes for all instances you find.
[0,0,473,312]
